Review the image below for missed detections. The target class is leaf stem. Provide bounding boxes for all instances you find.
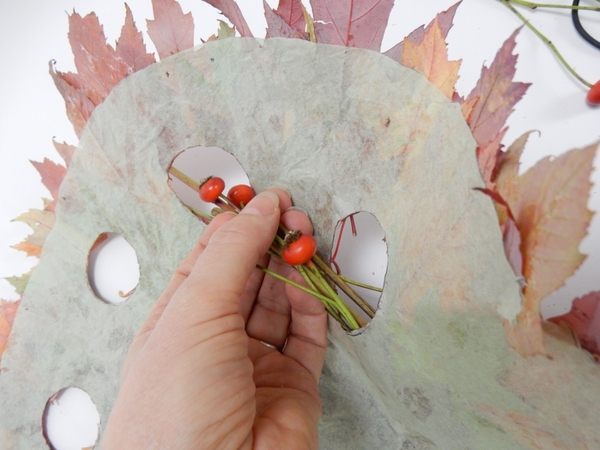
[509,0,599,10]
[311,255,376,318]
[338,275,383,292]
[501,0,593,87]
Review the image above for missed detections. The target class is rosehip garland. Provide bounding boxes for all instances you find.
[168,166,379,331]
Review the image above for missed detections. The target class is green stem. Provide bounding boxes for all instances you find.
[188,206,213,221]
[510,0,599,10]
[168,166,200,191]
[338,275,383,292]
[304,261,361,329]
[501,0,593,87]
[297,265,351,330]
[311,256,376,318]
[257,265,337,308]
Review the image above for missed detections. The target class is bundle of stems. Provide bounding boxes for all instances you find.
[168,167,380,331]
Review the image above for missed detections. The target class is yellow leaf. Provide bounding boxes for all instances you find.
[401,17,461,99]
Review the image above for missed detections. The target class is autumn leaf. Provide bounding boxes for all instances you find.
[202,0,253,38]
[400,16,461,100]
[49,61,96,137]
[205,20,236,42]
[0,300,20,359]
[53,140,76,168]
[264,1,307,39]
[464,29,530,149]
[30,159,67,212]
[147,0,195,59]
[384,2,461,64]
[477,127,506,189]
[497,139,597,356]
[11,209,56,258]
[476,187,523,279]
[116,4,156,73]
[52,7,156,136]
[550,291,600,362]
[310,0,394,51]
[66,11,128,105]
[272,0,306,35]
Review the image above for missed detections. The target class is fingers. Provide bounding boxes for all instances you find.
[137,212,236,337]
[121,212,236,379]
[160,191,282,330]
[244,206,314,349]
[283,270,328,383]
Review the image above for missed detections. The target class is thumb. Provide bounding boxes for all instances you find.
[164,191,281,326]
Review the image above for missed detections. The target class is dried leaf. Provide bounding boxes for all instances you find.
[476,187,523,279]
[310,0,394,51]
[550,291,600,361]
[205,20,236,41]
[264,1,307,39]
[53,140,76,168]
[498,141,597,355]
[49,62,95,137]
[116,4,156,73]
[67,11,127,105]
[272,0,306,34]
[464,29,530,148]
[476,127,506,189]
[384,2,461,63]
[5,272,30,296]
[400,17,461,99]
[202,0,253,38]
[11,209,56,258]
[30,159,67,212]
[147,0,195,59]
[0,300,20,359]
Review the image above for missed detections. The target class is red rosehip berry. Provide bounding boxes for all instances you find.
[283,234,317,266]
[587,80,600,105]
[227,184,255,208]
[199,176,225,203]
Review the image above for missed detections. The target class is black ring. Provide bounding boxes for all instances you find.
[572,0,600,50]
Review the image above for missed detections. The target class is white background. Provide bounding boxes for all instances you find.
[0,1,598,447]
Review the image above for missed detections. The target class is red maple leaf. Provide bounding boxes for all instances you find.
[310,0,394,51]
[550,291,600,362]
[147,0,195,59]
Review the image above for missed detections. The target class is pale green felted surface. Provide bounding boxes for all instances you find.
[1,38,598,449]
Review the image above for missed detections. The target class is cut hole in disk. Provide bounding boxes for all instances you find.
[330,211,388,330]
[87,232,140,304]
[42,387,100,450]
[167,145,250,216]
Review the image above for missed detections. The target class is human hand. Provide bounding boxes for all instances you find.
[102,189,328,449]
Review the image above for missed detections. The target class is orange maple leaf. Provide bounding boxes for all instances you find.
[0,300,20,359]
[400,16,461,100]
[496,136,597,356]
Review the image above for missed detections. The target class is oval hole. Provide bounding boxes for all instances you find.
[87,232,140,304]
[167,146,250,216]
[330,211,387,330]
[42,387,100,450]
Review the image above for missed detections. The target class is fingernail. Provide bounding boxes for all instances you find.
[273,186,292,201]
[240,191,279,217]
[286,206,308,215]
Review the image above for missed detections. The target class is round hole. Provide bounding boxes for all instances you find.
[87,232,140,304]
[330,211,387,328]
[167,145,250,216]
[42,387,100,450]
